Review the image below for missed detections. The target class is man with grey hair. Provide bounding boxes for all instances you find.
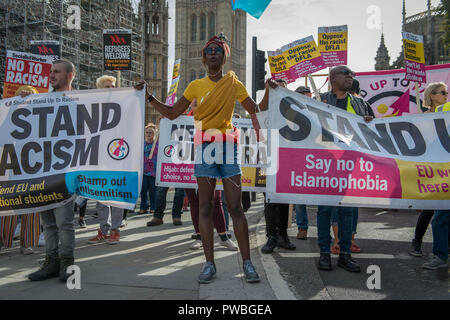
[28,58,77,282]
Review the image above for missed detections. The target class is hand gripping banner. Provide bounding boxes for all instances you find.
[0,88,145,216]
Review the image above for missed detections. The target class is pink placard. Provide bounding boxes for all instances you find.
[288,55,326,79]
[405,60,427,83]
[321,51,347,67]
[160,163,196,184]
[276,148,402,198]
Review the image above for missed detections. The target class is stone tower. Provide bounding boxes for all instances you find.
[144,0,169,124]
[175,0,247,114]
[375,33,391,70]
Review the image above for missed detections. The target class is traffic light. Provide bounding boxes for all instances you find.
[255,49,267,91]
[252,37,267,99]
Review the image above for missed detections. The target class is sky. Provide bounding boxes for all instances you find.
[166,0,441,97]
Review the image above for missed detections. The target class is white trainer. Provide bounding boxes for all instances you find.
[38,233,45,247]
[189,239,203,250]
[220,238,239,251]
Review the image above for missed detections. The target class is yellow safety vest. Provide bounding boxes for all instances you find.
[435,102,450,112]
[346,96,356,114]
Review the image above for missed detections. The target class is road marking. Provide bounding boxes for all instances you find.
[256,218,299,300]
[278,253,396,259]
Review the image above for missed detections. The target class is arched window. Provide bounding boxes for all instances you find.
[145,15,150,35]
[153,58,157,78]
[191,14,197,42]
[152,15,159,35]
[190,70,196,82]
[209,13,215,39]
[200,14,206,41]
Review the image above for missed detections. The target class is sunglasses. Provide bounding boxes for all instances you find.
[204,47,225,55]
[336,69,355,77]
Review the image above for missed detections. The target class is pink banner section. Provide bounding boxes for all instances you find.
[271,70,295,84]
[276,148,402,198]
[289,55,326,79]
[322,51,347,67]
[160,163,196,184]
[405,60,427,83]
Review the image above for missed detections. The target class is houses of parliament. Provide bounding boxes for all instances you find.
[375,0,449,71]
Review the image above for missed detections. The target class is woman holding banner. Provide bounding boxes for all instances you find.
[135,34,276,284]
[410,82,450,264]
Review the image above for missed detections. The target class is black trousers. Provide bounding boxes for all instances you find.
[264,203,289,238]
[414,210,450,243]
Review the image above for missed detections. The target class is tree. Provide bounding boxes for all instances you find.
[436,0,450,48]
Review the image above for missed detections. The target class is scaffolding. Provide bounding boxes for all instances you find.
[0,0,145,92]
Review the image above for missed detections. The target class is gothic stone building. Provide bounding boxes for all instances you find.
[175,0,247,115]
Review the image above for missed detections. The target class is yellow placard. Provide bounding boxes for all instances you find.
[284,41,321,68]
[318,31,348,52]
[403,39,425,64]
[268,55,288,75]
[396,160,450,200]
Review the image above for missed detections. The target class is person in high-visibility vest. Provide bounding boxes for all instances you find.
[423,82,448,112]
[410,83,449,258]
[316,66,374,274]
[435,102,450,112]
[421,82,449,270]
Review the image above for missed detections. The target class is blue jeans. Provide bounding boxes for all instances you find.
[317,206,352,253]
[40,200,75,259]
[140,175,156,211]
[295,205,308,230]
[432,210,449,261]
[331,207,358,235]
[154,187,185,219]
[194,142,241,179]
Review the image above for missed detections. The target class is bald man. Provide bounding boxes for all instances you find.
[316,66,374,273]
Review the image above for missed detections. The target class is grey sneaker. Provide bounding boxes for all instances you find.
[423,255,448,270]
[198,261,216,284]
[243,260,260,283]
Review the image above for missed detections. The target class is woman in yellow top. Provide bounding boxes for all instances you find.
[137,35,276,284]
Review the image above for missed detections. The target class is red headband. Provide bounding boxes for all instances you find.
[202,36,230,59]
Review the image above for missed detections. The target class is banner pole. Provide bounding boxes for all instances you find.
[308,74,321,102]
[415,82,421,112]
[117,71,121,88]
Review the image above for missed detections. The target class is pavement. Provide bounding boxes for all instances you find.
[0,191,448,300]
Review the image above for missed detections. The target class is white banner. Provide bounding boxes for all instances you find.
[156,116,268,191]
[266,87,450,210]
[356,64,450,118]
[0,88,145,216]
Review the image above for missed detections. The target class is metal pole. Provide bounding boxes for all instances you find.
[252,36,256,101]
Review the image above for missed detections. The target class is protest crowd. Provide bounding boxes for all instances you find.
[0,9,449,289]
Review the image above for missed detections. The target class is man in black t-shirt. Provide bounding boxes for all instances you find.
[316,66,373,273]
